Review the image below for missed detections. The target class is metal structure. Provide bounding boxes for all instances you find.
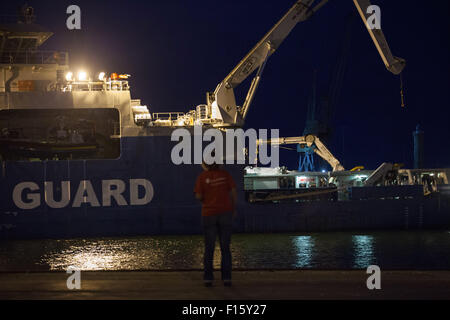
[201,0,406,127]
[303,13,354,141]
[116,0,404,128]
[207,0,405,125]
[352,0,405,75]
[0,1,405,130]
[297,144,316,172]
[302,14,354,171]
[257,134,345,172]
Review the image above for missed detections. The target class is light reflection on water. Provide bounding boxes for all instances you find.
[352,235,375,268]
[40,238,205,271]
[0,231,450,271]
[293,236,313,268]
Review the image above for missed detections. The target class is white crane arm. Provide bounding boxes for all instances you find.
[210,0,325,125]
[206,0,405,127]
[222,0,318,90]
[353,0,405,75]
[257,134,345,172]
[313,136,345,172]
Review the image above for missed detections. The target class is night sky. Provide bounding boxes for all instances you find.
[2,0,449,170]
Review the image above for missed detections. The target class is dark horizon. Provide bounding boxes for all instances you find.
[1,0,449,170]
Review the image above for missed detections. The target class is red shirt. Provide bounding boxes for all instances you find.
[194,169,236,216]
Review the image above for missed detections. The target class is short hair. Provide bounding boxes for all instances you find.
[202,151,220,170]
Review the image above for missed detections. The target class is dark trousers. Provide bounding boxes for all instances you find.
[202,212,232,281]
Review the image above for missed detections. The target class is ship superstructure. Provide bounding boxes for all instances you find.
[1,0,405,160]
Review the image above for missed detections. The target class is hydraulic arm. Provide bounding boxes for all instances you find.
[257,134,345,172]
[352,0,405,75]
[207,0,405,126]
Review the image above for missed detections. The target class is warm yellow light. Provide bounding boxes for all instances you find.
[65,72,73,81]
[77,71,87,81]
[98,72,106,81]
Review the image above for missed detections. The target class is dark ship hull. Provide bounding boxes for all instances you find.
[1,135,449,239]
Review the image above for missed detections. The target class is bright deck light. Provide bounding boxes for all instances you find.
[65,72,73,81]
[77,71,87,81]
[98,72,106,81]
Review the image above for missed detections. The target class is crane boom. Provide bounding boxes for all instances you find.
[353,0,405,75]
[209,0,325,126]
[222,0,318,90]
[257,134,345,172]
[207,0,405,127]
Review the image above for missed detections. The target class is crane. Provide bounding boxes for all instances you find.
[303,13,355,141]
[301,13,355,171]
[256,134,345,172]
[203,0,406,127]
[146,0,405,129]
[352,0,405,75]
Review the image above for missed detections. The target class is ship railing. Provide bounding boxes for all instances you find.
[0,50,68,65]
[152,112,185,121]
[63,80,129,92]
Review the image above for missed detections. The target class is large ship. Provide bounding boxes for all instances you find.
[1,1,449,239]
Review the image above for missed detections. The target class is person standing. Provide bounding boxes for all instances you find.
[194,161,237,287]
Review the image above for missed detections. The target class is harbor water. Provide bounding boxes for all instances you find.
[1,230,450,271]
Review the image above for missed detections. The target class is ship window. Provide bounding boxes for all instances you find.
[0,108,120,161]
